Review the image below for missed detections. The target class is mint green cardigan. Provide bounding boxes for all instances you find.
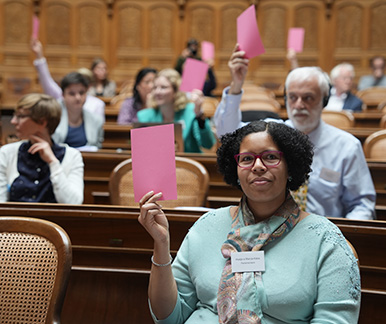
[150,207,361,323]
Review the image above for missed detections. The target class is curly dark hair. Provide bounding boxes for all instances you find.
[216,120,314,191]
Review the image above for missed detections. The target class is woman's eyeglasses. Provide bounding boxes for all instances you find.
[234,151,283,169]
[12,113,31,121]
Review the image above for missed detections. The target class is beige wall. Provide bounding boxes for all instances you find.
[1,0,386,106]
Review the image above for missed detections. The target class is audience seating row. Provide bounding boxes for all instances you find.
[81,150,386,220]
[0,202,384,324]
[100,84,386,112]
[102,119,385,153]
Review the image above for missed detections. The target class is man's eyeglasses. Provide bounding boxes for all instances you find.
[12,113,31,121]
[234,151,283,169]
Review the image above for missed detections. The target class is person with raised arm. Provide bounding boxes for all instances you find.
[214,44,376,220]
[138,120,360,323]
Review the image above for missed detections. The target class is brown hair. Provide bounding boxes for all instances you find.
[16,93,61,135]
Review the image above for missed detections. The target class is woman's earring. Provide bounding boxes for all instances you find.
[288,176,293,183]
[237,179,241,185]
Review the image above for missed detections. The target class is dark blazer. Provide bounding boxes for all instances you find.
[343,92,363,112]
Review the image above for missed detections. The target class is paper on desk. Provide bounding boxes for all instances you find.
[201,41,215,62]
[131,124,177,202]
[287,28,305,53]
[32,15,39,40]
[237,5,265,59]
[179,58,209,93]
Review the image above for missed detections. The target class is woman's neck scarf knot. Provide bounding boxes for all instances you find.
[217,193,301,324]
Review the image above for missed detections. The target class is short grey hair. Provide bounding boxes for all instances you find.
[285,66,331,98]
[330,63,355,81]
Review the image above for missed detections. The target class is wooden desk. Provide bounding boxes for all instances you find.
[105,107,120,123]
[82,151,386,219]
[353,112,384,128]
[0,202,385,324]
[102,123,132,149]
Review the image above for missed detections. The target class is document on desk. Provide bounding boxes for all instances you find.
[131,124,177,202]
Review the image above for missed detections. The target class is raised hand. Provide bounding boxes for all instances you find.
[138,191,170,243]
[228,43,249,95]
[190,89,204,117]
[30,38,44,59]
[286,49,299,70]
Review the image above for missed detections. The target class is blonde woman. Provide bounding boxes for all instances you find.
[137,68,216,153]
[0,93,84,203]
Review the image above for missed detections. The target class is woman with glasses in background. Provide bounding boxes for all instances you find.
[138,120,361,323]
[0,93,84,204]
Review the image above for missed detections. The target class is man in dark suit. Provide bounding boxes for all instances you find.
[325,63,363,112]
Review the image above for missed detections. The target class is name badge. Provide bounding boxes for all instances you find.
[320,167,340,183]
[231,251,265,273]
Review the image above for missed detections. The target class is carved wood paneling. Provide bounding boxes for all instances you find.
[1,0,386,107]
[295,5,319,50]
[78,3,104,47]
[260,5,286,49]
[220,5,244,51]
[46,2,71,45]
[336,3,362,49]
[149,5,175,49]
[370,2,386,49]
[190,6,215,43]
[4,1,30,44]
[117,5,142,48]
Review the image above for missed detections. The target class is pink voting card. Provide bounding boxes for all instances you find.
[287,28,305,53]
[179,58,209,93]
[237,5,265,59]
[201,41,215,61]
[32,15,40,40]
[131,124,177,202]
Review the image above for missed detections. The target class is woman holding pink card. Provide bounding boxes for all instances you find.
[138,120,360,323]
[137,68,216,153]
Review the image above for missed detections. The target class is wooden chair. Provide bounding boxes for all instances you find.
[117,80,134,96]
[380,114,386,128]
[363,129,386,159]
[0,216,72,324]
[109,156,210,208]
[321,110,355,128]
[239,98,281,113]
[110,93,130,110]
[202,96,219,118]
[356,87,386,108]
[379,101,386,112]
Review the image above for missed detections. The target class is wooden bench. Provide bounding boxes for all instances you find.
[0,202,384,324]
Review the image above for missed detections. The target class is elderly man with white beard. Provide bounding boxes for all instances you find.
[214,44,376,220]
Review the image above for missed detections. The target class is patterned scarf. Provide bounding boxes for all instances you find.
[290,179,309,211]
[217,194,301,324]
